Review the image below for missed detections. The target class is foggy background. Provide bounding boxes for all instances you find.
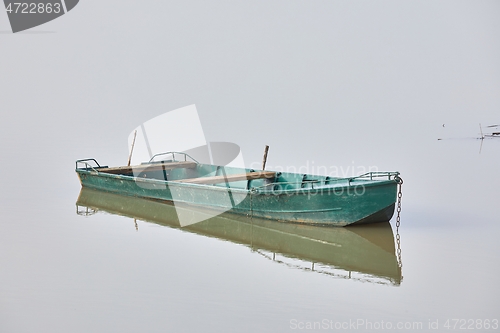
[1,1,499,332]
[1,1,499,210]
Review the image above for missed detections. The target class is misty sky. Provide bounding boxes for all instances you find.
[0,0,499,206]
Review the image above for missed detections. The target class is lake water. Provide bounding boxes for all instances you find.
[1,116,499,333]
[1,2,499,332]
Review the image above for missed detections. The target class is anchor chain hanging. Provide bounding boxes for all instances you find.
[394,176,404,274]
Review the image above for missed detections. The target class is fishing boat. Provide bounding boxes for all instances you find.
[76,187,403,285]
[75,152,402,226]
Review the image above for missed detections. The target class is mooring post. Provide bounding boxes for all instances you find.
[128,130,137,167]
[262,145,269,170]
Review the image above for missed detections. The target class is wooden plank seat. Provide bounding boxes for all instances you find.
[177,171,276,185]
[99,161,197,175]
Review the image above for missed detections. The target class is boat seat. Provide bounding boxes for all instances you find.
[177,171,276,185]
[98,161,197,175]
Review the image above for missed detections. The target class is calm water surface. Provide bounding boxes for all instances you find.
[1,132,499,333]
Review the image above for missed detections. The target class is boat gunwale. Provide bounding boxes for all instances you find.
[75,167,399,194]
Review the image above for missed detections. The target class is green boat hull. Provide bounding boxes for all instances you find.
[76,160,400,226]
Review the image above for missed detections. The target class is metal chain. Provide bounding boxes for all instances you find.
[394,176,403,274]
[395,177,403,230]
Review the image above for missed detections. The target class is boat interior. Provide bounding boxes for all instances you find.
[76,152,397,191]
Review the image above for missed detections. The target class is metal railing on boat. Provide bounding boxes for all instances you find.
[146,152,200,164]
[75,152,199,173]
[250,171,401,192]
[352,171,400,181]
[75,158,108,172]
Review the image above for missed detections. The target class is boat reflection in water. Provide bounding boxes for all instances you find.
[76,188,403,286]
